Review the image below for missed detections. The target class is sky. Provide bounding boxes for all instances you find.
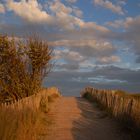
[0,0,140,96]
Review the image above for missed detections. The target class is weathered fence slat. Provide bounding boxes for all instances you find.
[81,87,140,127]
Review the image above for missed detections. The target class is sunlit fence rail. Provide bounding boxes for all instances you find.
[81,87,140,127]
[0,87,61,108]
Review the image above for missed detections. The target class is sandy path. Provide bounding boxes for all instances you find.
[41,97,131,140]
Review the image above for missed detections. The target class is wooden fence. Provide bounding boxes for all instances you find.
[0,87,61,110]
[81,87,140,127]
[0,87,61,140]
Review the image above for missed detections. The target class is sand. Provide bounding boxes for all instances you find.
[40,97,132,140]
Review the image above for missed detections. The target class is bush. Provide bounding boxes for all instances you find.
[0,35,52,101]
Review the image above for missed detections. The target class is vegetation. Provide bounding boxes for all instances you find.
[81,87,140,129]
[0,87,61,140]
[0,35,60,140]
[0,35,52,102]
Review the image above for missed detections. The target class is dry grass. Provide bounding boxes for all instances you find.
[0,87,61,140]
[81,87,140,128]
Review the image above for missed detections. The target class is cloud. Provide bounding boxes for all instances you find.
[94,0,125,15]
[53,48,87,71]
[5,0,110,32]
[44,66,140,95]
[106,19,124,28]
[72,6,83,18]
[6,0,76,29]
[50,0,73,14]
[50,39,116,58]
[51,40,119,71]
[47,1,110,31]
[0,1,123,71]
[106,16,140,63]
[55,63,80,71]
[117,0,127,6]
[0,1,137,68]
[6,0,52,24]
[106,16,140,29]
[0,3,5,13]
[66,0,77,3]
[0,0,139,94]
[91,66,140,84]
[54,48,85,62]
[96,55,121,64]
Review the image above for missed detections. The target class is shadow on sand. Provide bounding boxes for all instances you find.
[71,97,133,140]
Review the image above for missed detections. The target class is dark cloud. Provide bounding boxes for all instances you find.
[44,66,140,96]
[55,64,80,70]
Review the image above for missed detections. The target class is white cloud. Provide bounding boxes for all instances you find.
[50,39,113,50]
[117,0,127,6]
[1,0,120,67]
[94,0,124,15]
[5,0,110,33]
[7,0,52,23]
[97,55,121,63]
[106,16,140,63]
[54,49,85,62]
[0,3,5,13]
[124,16,140,28]
[48,1,109,31]
[106,19,124,28]
[49,39,116,59]
[50,39,119,70]
[50,1,73,14]
[106,16,140,29]
[6,0,80,30]
[1,0,140,93]
[72,7,83,18]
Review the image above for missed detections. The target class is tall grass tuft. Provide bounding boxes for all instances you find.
[0,87,61,140]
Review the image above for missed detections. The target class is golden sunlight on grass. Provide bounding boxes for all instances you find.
[0,87,61,140]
